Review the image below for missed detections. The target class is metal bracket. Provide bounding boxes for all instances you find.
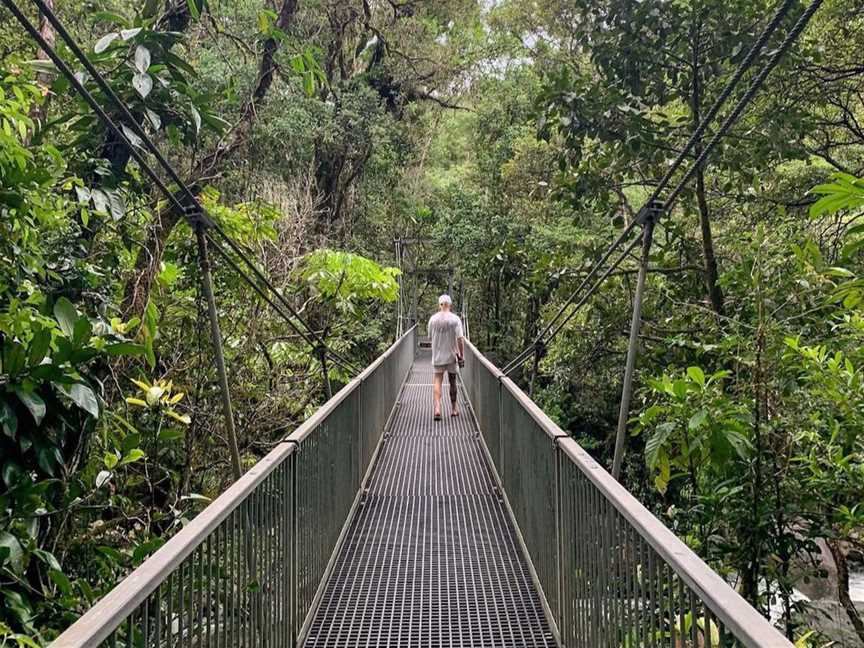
[551,433,568,448]
[183,203,215,229]
[635,199,664,225]
[279,438,301,451]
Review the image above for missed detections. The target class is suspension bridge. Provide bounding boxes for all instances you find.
[51,328,791,648]
[2,0,827,644]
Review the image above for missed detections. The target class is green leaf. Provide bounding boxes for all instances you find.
[53,297,78,337]
[68,383,99,417]
[2,462,25,488]
[94,32,119,53]
[645,422,676,469]
[15,389,46,425]
[187,0,203,20]
[0,400,17,439]
[686,366,705,387]
[33,549,61,571]
[49,569,73,596]
[157,427,185,442]
[120,27,142,40]
[104,452,119,469]
[190,103,201,133]
[104,342,146,357]
[134,45,151,73]
[120,448,146,466]
[27,328,51,366]
[95,546,123,564]
[0,532,24,575]
[95,470,112,488]
[36,444,63,476]
[132,537,164,563]
[688,409,708,431]
[133,72,153,99]
[2,341,26,376]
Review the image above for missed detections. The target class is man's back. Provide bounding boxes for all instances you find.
[428,311,463,366]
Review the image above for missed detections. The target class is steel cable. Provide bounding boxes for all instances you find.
[6,0,360,374]
[503,0,819,373]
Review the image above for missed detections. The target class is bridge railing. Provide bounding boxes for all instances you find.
[50,326,417,648]
[461,340,793,648]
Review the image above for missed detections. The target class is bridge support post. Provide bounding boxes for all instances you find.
[612,203,660,480]
[316,345,333,401]
[195,221,243,482]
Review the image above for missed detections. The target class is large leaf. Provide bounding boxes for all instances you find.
[0,532,24,574]
[65,383,100,418]
[645,422,676,469]
[27,328,52,367]
[134,45,151,73]
[53,297,78,337]
[94,32,119,53]
[133,72,153,99]
[0,400,16,439]
[15,389,46,425]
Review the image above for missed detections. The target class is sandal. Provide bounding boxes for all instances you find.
[433,413,442,421]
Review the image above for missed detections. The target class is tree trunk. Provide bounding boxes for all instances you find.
[121,0,300,318]
[827,538,864,643]
[690,21,725,316]
[27,0,55,136]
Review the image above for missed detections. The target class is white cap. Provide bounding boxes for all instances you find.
[438,294,452,305]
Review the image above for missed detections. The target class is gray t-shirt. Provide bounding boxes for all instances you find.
[428,311,464,366]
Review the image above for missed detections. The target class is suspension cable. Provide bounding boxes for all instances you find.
[502,0,819,373]
[5,0,360,374]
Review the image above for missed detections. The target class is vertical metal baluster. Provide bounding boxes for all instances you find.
[168,570,175,646]
[635,530,645,648]
[647,547,656,648]
[291,454,298,647]
[213,520,219,648]
[126,610,134,648]
[197,546,205,646]
[155,583,162,647]
[188,552,195,648]
[705,608,714,648]
[246,497,253,648]
[600,493,611,648]
[265,478,272,648]
[581,480,590,647]
[689,587,698,648]
[613,508,623,648]
[654,553,669,648]
[666,564,675,648]
[639,535,653,646]
[178,561,185,647]
[230,510,237,648]
[110,631,118,648]
[206,537,212,646]
[142,595,150,647]
[677,578,686,648]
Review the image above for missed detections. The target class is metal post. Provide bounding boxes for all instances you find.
[612,206,658,480]
[318,346,333,400]
[196,223,243,481]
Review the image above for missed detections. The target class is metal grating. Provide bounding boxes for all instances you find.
[303,351,555,647]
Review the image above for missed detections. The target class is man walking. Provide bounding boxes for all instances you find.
[428,294,465,421]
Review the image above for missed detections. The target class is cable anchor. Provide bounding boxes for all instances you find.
[635,199,664,226]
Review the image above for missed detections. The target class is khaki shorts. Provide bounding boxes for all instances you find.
[433,362,458,375]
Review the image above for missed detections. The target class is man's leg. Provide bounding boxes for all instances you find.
[448,371,459,416]
[432,371,443,418]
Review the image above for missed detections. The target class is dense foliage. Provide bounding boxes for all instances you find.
[1,0,864,644]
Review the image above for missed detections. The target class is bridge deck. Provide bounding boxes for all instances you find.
[303,352,555,647]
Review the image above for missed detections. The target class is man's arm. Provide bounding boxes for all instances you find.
[456,321,465,366]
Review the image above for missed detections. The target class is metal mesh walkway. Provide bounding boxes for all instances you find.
[303,352,555,647]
